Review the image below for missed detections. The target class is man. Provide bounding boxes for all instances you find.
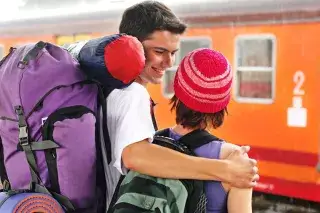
[105,0,259,208]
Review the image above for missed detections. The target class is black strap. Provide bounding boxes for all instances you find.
[95,114,107,213]
[16,140,59,151]
[155,128,220,150]
[103,85,124,213]
[15,105,41,185]
[0,137,10,190]
[153,135,194,156]
[95,83,112,164]
[150,99,158,131]
[45,150,60,193]
[179,129,222,150]
[107,174,126,213]
[154,128,170,137]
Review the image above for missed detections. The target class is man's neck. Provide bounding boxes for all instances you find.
[135,76,148,87]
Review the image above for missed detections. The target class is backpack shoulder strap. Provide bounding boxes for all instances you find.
[153,128,195,156]
[150,99,158,131]
[179,129,222,150]
[154,128,170,137]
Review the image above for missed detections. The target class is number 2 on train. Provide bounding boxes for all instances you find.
[293,70,305,95]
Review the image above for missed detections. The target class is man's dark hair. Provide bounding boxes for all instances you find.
[119,1,187,41]
[170,95,228,130]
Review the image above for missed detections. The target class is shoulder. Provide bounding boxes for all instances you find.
[219,141,243,159]
[108,82,150,105]
[119,82,149,96]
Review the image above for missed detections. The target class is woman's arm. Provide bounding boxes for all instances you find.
[220,142,253,213]
[227,187,253,213]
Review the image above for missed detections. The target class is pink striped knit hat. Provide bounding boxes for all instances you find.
[174,48,233,113]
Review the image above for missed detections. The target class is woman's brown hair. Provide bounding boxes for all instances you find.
[170,95,228,130]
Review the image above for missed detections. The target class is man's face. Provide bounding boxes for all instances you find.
[139,30,181,85]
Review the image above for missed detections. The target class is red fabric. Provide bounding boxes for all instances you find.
[174,48,232,113]
[104,35,145,84]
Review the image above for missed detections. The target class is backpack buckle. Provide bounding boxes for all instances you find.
[14,106,30,146]
[18,126,29,146]
[3,180,11,191]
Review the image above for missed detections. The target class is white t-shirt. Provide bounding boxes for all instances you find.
[104,82,155,208]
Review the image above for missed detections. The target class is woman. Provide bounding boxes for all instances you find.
[169,47,253,213]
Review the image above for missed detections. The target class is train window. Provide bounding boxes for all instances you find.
[174,38,212,66]
[0,45,4,60]
[162,37,212,98]
[234,35,276,103]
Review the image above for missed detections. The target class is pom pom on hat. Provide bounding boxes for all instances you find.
[174,48,233,113]
[104,35,145,84]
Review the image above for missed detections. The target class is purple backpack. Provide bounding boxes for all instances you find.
[0,41,111,212]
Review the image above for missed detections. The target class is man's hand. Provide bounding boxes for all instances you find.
[225,146,259,188]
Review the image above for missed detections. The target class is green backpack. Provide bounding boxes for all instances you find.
[108,128,220,213]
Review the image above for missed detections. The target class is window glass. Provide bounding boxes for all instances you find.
[163,37,212,98]
[235,35,276,103]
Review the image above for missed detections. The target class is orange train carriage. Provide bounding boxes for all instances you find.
[0,0,320,204]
